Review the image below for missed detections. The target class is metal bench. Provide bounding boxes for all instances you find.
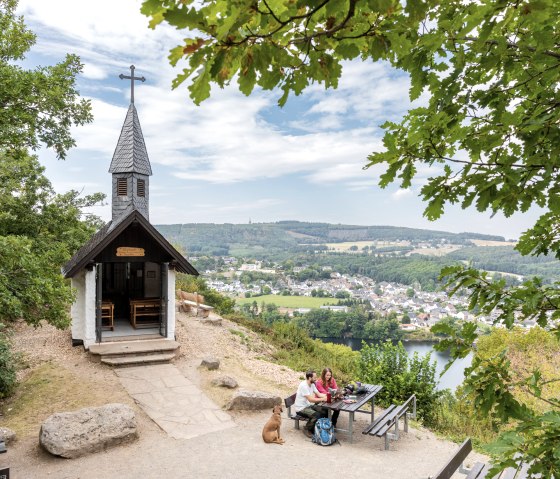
[429,438,537,479]
[362,394,416,450]
[430,438,474,479]
[284,393,309,430]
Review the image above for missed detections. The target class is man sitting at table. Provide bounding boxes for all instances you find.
[294,370,329,437]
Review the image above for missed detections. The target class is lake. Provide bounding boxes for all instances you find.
[320,338,472,391]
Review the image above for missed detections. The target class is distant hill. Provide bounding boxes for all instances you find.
[155,222,560,287]
[155,221,504,258]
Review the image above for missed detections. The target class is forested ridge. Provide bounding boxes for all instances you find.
[158,222,560,287]
[156,221,504,257]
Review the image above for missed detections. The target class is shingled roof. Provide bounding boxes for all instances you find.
[62,209,198,278]
[108,104,152,175]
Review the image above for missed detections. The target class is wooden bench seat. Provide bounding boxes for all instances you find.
[362,394,416,450]
[284,393,310,430]
[130,299,160,328]
[101,301,114,331]
[178,300,214,318]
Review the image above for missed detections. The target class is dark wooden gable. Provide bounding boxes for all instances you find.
[63,210,198,278]
[97,221,174,264]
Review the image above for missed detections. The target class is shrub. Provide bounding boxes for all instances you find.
[430,389,498,445]
[0,328,17,398]
[226,314,359,384]
[357,340,440,425]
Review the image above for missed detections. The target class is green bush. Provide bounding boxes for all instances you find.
[0,329,17,398]
[357,341,440,425]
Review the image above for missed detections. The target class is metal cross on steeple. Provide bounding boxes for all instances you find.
[119,65,145,104]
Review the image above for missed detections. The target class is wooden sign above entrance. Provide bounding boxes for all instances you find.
[116,247,145,257]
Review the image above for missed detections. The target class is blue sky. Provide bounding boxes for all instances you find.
[17,0,540,240]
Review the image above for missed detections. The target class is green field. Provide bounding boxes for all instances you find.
[236,295,339,308]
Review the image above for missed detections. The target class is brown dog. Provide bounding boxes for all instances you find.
[262,405,285,445]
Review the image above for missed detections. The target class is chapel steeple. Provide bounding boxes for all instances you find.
[109,65,152,221]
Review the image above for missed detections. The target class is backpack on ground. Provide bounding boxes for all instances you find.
[312,417,337,446]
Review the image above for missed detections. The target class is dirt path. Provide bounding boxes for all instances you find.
[0,312,488,478]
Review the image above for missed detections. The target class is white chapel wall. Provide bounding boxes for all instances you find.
[70,271,86,342]
[167,268,176,340]
[83,268,97,348]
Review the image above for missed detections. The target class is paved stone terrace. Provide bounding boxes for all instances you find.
[115,363,235,439]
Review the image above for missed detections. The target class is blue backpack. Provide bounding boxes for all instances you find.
[312,417,337,446]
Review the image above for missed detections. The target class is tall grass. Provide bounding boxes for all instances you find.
[430,390,498,446]
[226,313,359,383]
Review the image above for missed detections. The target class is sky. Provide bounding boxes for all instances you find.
[16,0,541,240]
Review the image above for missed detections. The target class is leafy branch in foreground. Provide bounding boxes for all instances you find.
[462,351,560,479]
[439,266,560,338]
[143,0,560,475]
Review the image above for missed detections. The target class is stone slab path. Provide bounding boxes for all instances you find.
[115,364,235,440]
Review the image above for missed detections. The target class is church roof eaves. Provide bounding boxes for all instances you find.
[62,210,198,278]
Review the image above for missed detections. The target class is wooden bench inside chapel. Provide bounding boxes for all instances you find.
[101,301,114,331]
[129,298,160,329]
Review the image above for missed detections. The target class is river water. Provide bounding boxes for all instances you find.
[320,338,472,391]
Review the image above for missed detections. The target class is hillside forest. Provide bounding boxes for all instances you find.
[159,222,560,290]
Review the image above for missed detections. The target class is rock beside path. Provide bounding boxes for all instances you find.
[226,390,281,410]
[200,357,220,370]
[0,427,16,445]
[200,316,222,326]
[212,375,238,389]
[39,403,137,458]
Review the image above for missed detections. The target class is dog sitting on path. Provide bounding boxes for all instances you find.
[262,405,285,445]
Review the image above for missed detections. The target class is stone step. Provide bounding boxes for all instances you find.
[89,339,180,358]
[101,352,176,366]
[103,334,162,343]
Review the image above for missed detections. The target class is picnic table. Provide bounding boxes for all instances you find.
[320,383,383,443]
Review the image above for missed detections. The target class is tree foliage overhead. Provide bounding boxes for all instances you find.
[0,0,92,159]
[143,0,560,475]
[0,0,101,330]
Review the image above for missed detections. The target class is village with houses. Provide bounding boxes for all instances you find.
[201,257,521,332]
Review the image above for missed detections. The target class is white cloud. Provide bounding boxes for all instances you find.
[82,63,107,80]
[391,189,414,200]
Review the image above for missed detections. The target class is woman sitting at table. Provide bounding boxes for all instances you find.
[315,367,340,427]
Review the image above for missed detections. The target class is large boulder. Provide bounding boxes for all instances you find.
[226,390,281,410]
[200,357,220,370]
[39,403,137,458]
[211,375,238,389]
[0,427,16,445]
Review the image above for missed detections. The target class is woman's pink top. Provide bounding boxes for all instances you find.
[315,377,338,394]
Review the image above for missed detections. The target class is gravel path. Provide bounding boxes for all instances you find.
[0,312,488,478]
